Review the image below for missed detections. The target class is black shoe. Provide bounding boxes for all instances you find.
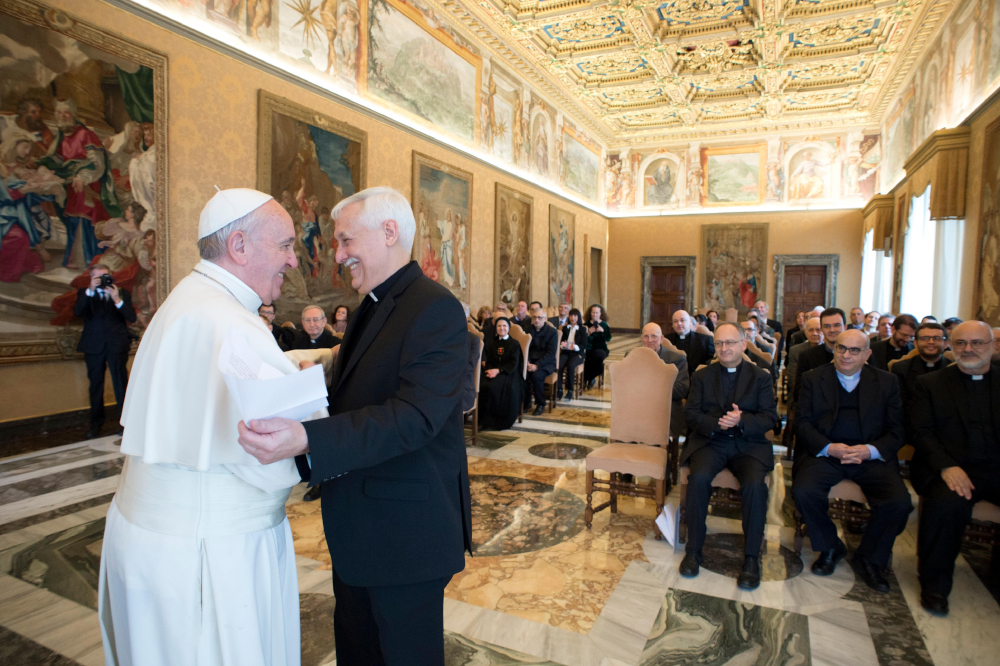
[737,556,762,590]
[679,551,701,577]
[84,427,101,440]
[852,555,890,593]
[920,591,949,616]
[303,486,322,502]
[565,391,573,400]
[587,380,596,390]
[532,405,545,416]
[811,540,847,576]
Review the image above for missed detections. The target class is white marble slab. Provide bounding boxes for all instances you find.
[588,562,670,664]
[0,476,119,526]
[0,452,123,488]
[808,604,879,666]
[0,436,118,465]
[513,420,610,438]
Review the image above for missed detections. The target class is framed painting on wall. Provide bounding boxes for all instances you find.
[975,116,1000,325]
[701,223,768,315]
[412,151,472,303]
[548,205,575,307]
[494,184,532,304]
[257,91,367,322]
[560,125,600,201]
[0,0,168,364]
[701,145,767,206]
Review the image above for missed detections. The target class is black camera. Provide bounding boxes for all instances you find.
[99,274,114,288]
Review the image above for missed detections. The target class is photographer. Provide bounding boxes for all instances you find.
[74,264,136,439]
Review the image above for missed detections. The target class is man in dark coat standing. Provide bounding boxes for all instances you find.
[524,307,558,415]
[237,187,472,666]
[792,329,912,593]
[667,309,715,375]
[74,263,136,438]
[680,322,778,590]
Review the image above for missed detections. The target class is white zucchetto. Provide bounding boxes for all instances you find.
[198,187,273,239]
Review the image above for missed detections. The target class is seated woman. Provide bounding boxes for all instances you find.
[331,304,350,334]
[558,308,586,400]
[478,317,524,431]
[583,304,612,389]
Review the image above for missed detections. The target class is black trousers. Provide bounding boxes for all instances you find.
[584,349,608,382]
[685,441,770,555]
[792,456,912,566]
[524,368,548,408]
[331,565,450,666]
[558,352,583,395]
[918,465,1000,597]
[85,347,129,428]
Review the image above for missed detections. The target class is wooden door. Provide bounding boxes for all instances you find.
[782,265,827,331]
[650,266,686,332]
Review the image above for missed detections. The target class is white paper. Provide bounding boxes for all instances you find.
[219,327,328,422]
[655,501,679,548]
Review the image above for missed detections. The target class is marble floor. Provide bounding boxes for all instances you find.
[1,335,998,665]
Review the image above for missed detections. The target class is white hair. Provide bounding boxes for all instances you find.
[301,304,326,318]
[331,186,415,252]
[197,203,273,260]
[54,98,78,117]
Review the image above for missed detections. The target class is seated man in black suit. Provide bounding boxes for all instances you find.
[869,313,917,370]
[549,302,570,329]
[510,300,531,331]
[288,305,339,350]
[680,322,778,590]
[848,307,867,330]
[741,319,775,377]
[793,308,845,403]
[793,329,912,593]
[74,264,137,439]
[259,303,294,351]
[524,307,558,415]
[911,321,1000,615]
[667,309,715,375]
[891,321,946,408]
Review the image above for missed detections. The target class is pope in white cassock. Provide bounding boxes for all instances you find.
[98,188,311,666]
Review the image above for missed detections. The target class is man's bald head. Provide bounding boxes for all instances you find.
[641,322,664,351]
[805,316,823,345]
[951,321,994,374]
[833,329,871,375]
[671,310,692,336]
[838,328,871,351]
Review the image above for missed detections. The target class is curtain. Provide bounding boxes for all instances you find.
[116,65,155,124]
[932,218,964,319]
[899,186,934,317]
[860,228,894,314]
[860,229,875,313]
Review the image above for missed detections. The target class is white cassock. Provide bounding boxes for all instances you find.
[98,258,312,666]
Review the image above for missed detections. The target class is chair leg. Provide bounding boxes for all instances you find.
[654,478,665,541]
[585,471,594,529]
[610,473,618,514]
[518,405,522,424]
[472,405,479,448]
[793,509,804,556]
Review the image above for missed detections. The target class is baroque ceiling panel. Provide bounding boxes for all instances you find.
[443,0,949,146]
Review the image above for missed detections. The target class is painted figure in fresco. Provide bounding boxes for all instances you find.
[845,156,861,197]
[38,98,121,269]
[604,159,620,207]
[456,213,467,290]
[765,162,782,200]
[296,179,323,277]
[331,1,360,78]
[247,0,273,41]
[788,151,826,200]
[105,120,143,210]
[647,161,673,205]
[418,205,441,282]
[534,123,548,176]
[512,94,524,166]
[129,123,157,232]
[0,128,61,282]
[687,165,702,205]
[4,98,54,159]
[438,208,456,286]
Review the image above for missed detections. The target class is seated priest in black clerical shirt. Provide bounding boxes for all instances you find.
[288,305,338,350]
[793,308,845,402]
[478,317,525,431]
[680,322,778,591]
[910,322,1000,616]
[891,322,947,409]
[523,307,558,416]
[792,329,912,594]
[869,314,918,371]
[667,309,715,375]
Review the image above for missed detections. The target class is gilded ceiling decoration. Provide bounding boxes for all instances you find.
[426,0,951,147]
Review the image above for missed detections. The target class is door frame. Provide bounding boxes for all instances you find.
[640,256,697,328]
[772,254,840,326]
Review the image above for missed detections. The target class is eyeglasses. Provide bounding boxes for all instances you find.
[302,317,326,324]
[916,336,945,343]
[952,340,991,350]
[716,340,743,348]
[834,344,864,356]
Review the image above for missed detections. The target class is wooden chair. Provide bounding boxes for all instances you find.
[585,348,677,538]
[725,307,739,323]
[280,321,297,330]
[508,324,531,423]
[324,323,335,335]
[543,322,561,412]
[678,466,771,552]
[465,323,485,447]
[746,340,773,366]
[694,324,712,336]
[965,501,1000,563]
[887,348,919,371]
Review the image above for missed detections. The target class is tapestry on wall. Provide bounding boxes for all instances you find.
[548,205,575,307]
[976,116,1000,325]
[494,184,532,305]
[256,91,366,322]
[0,0,167,363]
[701,223,768,315]
[412,151,472,304]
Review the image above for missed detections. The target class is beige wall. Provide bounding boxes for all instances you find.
[608,209,864,330]
[1,0,607,422]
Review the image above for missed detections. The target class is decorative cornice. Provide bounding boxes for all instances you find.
[902,126,971,176]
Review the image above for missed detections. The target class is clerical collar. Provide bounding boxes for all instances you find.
[499,335,509,340]
[194,260,262,313]
[836,371,859,381]
[726,366,737,373]
[679,334,686,340]
[366,261,412,304]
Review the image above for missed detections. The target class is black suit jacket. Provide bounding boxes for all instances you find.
[73,288,136,354]
[891,356,945,409]
[667,331,716,375]
[910,365,1000,493]
[288,328,338,350]
[794,364,904,470]
[766,318,784,361]
[869,338,914,371]
[682,361,778,469]
[527,323,558,374]
[297,262,472,587]
[511,315,531,332]
[793,343,835,401]
[462,331,481,412]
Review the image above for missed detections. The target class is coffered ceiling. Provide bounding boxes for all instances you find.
[432,0,952,147]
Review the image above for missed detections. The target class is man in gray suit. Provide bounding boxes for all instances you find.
[787,316,823,404]
[637,322,690,438]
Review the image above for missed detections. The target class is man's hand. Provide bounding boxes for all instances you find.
[826,443,853,461]
[527,363,537,372]
[72,175,84,193]
[89,274,102,290]
[105,284,122,305]
[718,403,741,430]
[237,418,309,464]
[841,445,871,464]
[941,466,975,500]
[485,368,499,379]
[298,360,316,370]
[561,341,568,349]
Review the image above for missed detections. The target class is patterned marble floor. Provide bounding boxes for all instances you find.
[1,335,998,665]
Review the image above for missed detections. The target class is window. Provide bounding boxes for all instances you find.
[898,185,964,319]
[860,228,893,314]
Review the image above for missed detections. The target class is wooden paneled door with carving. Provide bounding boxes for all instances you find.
[782,265,827,332]
[650,266,686,333]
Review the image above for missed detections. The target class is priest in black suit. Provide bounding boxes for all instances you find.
[910,321,1000,615]
[792,329,912,593]
[287,304,340,350]
[891,322,947,408]
[869,314,918,371]
[74,264,136,439]
[793,308,845,402]
[524,307,559,415]
[680,322,778,590]
[667,309,715,375]
[237,187,471,666]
